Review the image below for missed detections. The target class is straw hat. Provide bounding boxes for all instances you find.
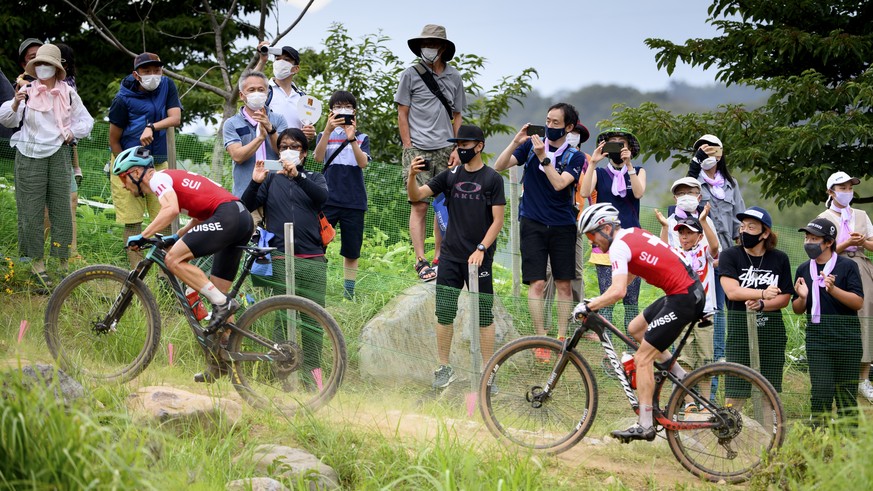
[25,44,66,81]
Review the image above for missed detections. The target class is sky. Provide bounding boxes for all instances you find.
[271,0,725,95]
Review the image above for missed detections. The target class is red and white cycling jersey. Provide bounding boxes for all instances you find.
[148,170,238,221]
[608,227,695,295]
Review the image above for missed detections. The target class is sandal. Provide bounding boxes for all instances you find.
[415,257,437,282]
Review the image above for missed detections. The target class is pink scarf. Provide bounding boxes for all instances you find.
[606,164,628,197]
[24,80,72,140]
[829,202,856,252]
[809,252,838,324]
[701,170,725,199]
[240,108,267,162]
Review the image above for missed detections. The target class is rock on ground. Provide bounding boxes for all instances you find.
[359,283,520,385]
[237,444,339,491]
[226,477,289,491]
[2,363,86,403]
[127,386,242,429]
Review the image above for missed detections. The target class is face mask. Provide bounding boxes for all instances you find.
[420,48,440,64]
[833,190,853,207]
[280,149,299,165]
[676,195,699,213]
[273,60,294,80]
[565,133,581,147]
[139,74,161,91]
[457,146,479,164]
[803,242,824,260]
[700,156,718,170]
[245,91,268,111]
[35,65,56,80]
[545,126,566,141]
[740,231,764,249]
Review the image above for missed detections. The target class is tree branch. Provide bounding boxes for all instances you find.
[202,0,234,92]
[271,0,315,44]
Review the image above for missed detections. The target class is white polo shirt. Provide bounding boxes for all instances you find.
[267,79,305,129]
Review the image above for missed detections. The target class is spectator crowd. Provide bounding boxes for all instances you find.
[1,24,872,426]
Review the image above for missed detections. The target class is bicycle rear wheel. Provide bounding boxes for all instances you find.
[479,336,598,453]
[44,265,161,382]
[665,362,785,483]
[226,295,346,415]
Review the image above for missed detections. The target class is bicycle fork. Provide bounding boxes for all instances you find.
[97,260,154,333]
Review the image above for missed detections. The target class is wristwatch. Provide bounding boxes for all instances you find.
[627,168,637,175]
[267,125,277,135]
[541,157,551,166]
[146,123,156,133]
[476,243,486,252]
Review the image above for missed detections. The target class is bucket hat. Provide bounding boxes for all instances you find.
[408,24,456,62]
[25,44,66,81]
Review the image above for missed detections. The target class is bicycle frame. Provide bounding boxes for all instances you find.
[102,242,291,366]
[535,311,724,431]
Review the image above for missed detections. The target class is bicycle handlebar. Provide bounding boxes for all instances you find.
[125,234,177,250]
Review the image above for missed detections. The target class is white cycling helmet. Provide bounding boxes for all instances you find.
[578,202,621,234]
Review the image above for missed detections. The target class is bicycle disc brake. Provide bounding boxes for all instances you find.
[91,317,117,335]
[526,386,549,408]
[271,342,303,375]
[712,406,742,459]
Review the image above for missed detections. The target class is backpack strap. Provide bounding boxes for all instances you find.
[413,63,454,120]
[321,137,352,173]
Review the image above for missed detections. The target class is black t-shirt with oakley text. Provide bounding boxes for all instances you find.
[719,245,795,312]
[427,165,506,264]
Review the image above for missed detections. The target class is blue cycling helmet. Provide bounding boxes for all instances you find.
[113,146,154,175]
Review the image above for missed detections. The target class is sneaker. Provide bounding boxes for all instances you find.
[533,348,552,364]
[610,423,656,443]
[859,380,873,403]
[193,354,229,383]
[432,365,456,389]
[205,298,240,333]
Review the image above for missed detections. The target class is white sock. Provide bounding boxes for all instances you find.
[639,404,653,428]
[670,363,687,381]
[199,282,227,305]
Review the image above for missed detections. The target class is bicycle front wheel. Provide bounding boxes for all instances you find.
[479,336,598,453]
[44,265,161,382]
[665,362,785,483]
[227,295,346,415]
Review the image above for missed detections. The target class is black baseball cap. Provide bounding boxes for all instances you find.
[674,216,702,233]
[448,125,485,143]
[134,52,163,70]
[798,218,837,240]
[280,46,300,64]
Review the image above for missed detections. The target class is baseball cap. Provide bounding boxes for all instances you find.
[18,38,43,62]
[573,121,590,143]
[670,176,702,195]
[736,206,773,229]
[674,216,702,233]
[447,124,485,143]
[693,134,723,151]
[798,218,837,240]
[133,52,163,70]
[279,46,300,64]
[826,171,860,190]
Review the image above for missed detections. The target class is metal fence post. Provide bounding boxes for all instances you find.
[166,127,180,234]
[468,264,481,395]
[747,310,763,420]
[509,166,521,298]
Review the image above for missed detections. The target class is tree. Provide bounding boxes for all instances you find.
[609,0,873,206]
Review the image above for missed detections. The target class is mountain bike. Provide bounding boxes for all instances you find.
[479,307,785,483]
[44,236,346,415]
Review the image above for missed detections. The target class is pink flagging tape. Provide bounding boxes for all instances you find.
[465,392,477,417]
[17,320,29,344]
[168,343,174,366]
[311,368,324,391]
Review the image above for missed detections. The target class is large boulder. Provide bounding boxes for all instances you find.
[237,444,339,491]
[127,386,242,429]
[359,283,520,386]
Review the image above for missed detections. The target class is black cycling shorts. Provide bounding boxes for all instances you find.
[181,201,254,281]
[641,282,705,352]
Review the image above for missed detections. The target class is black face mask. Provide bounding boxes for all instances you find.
[740,231,764,249]
[804,242,825,260]
[457,146,479,164]
[545,126,567,141]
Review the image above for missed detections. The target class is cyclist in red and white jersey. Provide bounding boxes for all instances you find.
[113,146,254,380]
[575,203,705,441]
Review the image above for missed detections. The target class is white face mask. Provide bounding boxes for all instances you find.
[676,195,699,213]
[245,91,268,111]
[35,65,57,80]
[700,156,718,170]
[139,75,161,91]
[420,48,440,64]
[280,149,300,166]
[565,133,581,147]
[272,60,294,80]
[834,190,854,207]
